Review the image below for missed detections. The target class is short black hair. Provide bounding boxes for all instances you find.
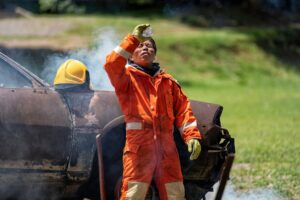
[148,38,157,54]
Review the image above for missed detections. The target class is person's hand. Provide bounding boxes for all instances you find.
[132,24,151,42]
[187,139,201,160]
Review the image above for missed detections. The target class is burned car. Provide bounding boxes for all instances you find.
[0,52,234,200]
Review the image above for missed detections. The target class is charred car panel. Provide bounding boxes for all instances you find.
[0,52,73,199]
[60,90,122,187]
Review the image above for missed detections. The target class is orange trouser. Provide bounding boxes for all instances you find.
[120,129,185,200]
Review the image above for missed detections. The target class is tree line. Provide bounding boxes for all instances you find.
[0,0,299,14]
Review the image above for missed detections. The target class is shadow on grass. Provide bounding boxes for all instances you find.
[238,27,300,72]
[175,6,300,72]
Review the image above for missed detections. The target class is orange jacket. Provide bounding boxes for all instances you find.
[104,34,201,144]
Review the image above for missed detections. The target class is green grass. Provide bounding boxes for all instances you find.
[1,14,299,199]
[184,76,300,199]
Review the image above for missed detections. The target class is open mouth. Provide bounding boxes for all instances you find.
[141,52,149,56]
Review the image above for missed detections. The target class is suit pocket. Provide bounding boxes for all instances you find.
[123,143,140,155]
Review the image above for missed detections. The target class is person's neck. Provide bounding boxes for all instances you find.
[129,60,160,76]
[137,61,152,69]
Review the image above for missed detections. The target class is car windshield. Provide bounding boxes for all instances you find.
[0,58,32,88]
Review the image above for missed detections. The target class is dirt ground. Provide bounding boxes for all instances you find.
[0,14,88,51]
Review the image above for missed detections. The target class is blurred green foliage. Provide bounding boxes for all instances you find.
[38,0,85,14]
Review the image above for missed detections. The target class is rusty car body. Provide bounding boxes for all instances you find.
[0,51,234,200]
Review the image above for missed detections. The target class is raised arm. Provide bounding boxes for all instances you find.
[104,34,139,91]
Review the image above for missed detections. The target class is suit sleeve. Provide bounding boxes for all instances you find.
[172,81,202,144]
[104,34,140,91]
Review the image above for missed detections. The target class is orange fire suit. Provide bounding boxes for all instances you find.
[104,34,202,200]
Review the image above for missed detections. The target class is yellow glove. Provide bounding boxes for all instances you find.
[132,24,151,42]
[187,139,201,160]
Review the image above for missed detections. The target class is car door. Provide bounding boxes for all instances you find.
[0,54,72,185]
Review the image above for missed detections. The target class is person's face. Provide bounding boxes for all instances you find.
[131,40,156,68]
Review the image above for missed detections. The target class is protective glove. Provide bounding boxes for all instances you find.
[132,24,151,42]
[187,139,201,160]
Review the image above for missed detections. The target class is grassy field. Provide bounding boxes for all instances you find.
[0,14,299,199]
[186,77,300,199]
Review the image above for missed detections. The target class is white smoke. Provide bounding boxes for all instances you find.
[205,182,286,200]
[41,27,119,90]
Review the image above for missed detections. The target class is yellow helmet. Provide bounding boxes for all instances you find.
[54,59,88,85]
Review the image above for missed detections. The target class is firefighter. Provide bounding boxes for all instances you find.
[54,59,96,200]
[53,59,91,91]
[104,24,202,200]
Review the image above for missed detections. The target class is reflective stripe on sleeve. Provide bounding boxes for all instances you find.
[126,122,142,130]
[113,46,131,59]
[178,120,197,135]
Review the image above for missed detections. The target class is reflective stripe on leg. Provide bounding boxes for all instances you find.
[165,182,185,200]
[125,181,149,200]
